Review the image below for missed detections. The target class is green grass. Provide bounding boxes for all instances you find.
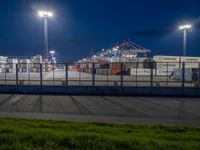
[0,118,199,150]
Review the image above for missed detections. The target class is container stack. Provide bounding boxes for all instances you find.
[19,59,31,73]
[7,58,18,73]
[0,56,7,73]
[95,63,110,75]
[110,63,121,75]
[31,55,43,73]
[180,57,200,68]
[154,56,180,76]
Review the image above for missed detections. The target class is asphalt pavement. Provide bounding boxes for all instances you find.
[0,94,199,126]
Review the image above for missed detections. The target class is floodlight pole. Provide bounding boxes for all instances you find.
[38,10,53,60]
[43,17,49,59]
[179,24,192,57]
[183,29,187,57]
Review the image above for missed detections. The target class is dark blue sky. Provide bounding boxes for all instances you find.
[0,0,200,62]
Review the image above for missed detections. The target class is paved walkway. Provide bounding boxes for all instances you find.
[0,94,199,126]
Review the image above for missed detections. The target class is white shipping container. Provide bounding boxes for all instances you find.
[131,68,155,76]
[154,56,180,62]
[88,63,93,68]
[156,68,174,76]
[7,59,18,64]
[80,63,87,68]
[184,63,199,68]
[180,57,200,62]
[156,62,180,69]
[0,56,7,63]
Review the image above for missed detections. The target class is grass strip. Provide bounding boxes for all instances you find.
[0,118,199,150]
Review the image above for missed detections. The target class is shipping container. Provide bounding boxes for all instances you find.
[96,59,108,63]
[154,56,180,62]
[171,68,200,82]
[96,69,111,75]
[69,65,79,71]
[180,57,200,63]
[156,62,180,69]
[156,68,174,76]
[130,68,154,76]
[110,63,122,75]
[124,62,137,69]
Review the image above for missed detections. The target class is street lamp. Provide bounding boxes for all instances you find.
[179,24,192,57]
[53,57,56,63]
[113,46,119,62]
[38,10,54,60]
[93,55,97,62]
[50,50,55,63]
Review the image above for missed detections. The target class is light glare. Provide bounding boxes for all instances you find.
[38,11,53,18]
[50,50,55,54]
[179,24,192,30]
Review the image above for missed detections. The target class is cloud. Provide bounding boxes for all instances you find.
[65,34,107,45]
[133,27,174,38]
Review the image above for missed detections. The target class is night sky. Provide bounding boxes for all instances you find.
[0,0,200,62]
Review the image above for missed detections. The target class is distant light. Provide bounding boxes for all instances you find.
[50,50,55,54]
[179,24,192,30]
[53,57,56,60]
[113,48,118,51]
[38,11,53,18]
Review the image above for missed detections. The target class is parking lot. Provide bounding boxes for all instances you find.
[0,94,200,126]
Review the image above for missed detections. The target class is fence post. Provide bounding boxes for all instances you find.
[28,63,30,85]
[120,63,123,87]
[16,64,19,86]
[79,63,81,86]
[92,63,95,87]
[53,63,55,86]
[167,62,169,87]
[40,64,43,86]
[182,62,185,88]
[5,66,7,85]
[136,62,138,87]
[65,64,68,86]
[150,62,154,87]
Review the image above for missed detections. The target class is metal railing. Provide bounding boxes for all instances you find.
[0,62,200,88]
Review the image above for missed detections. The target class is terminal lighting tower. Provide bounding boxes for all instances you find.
[179,24,192,57]
[50,50,55,63]
[113,46,119,62]
[38,10,53,59]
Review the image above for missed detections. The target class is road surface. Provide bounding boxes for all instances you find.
[0,94,199,126]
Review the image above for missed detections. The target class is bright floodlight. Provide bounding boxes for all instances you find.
[179,24,192,30]
[50,50,55,54]
[38,11,53,17]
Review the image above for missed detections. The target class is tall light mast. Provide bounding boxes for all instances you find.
[38,11,53,60]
